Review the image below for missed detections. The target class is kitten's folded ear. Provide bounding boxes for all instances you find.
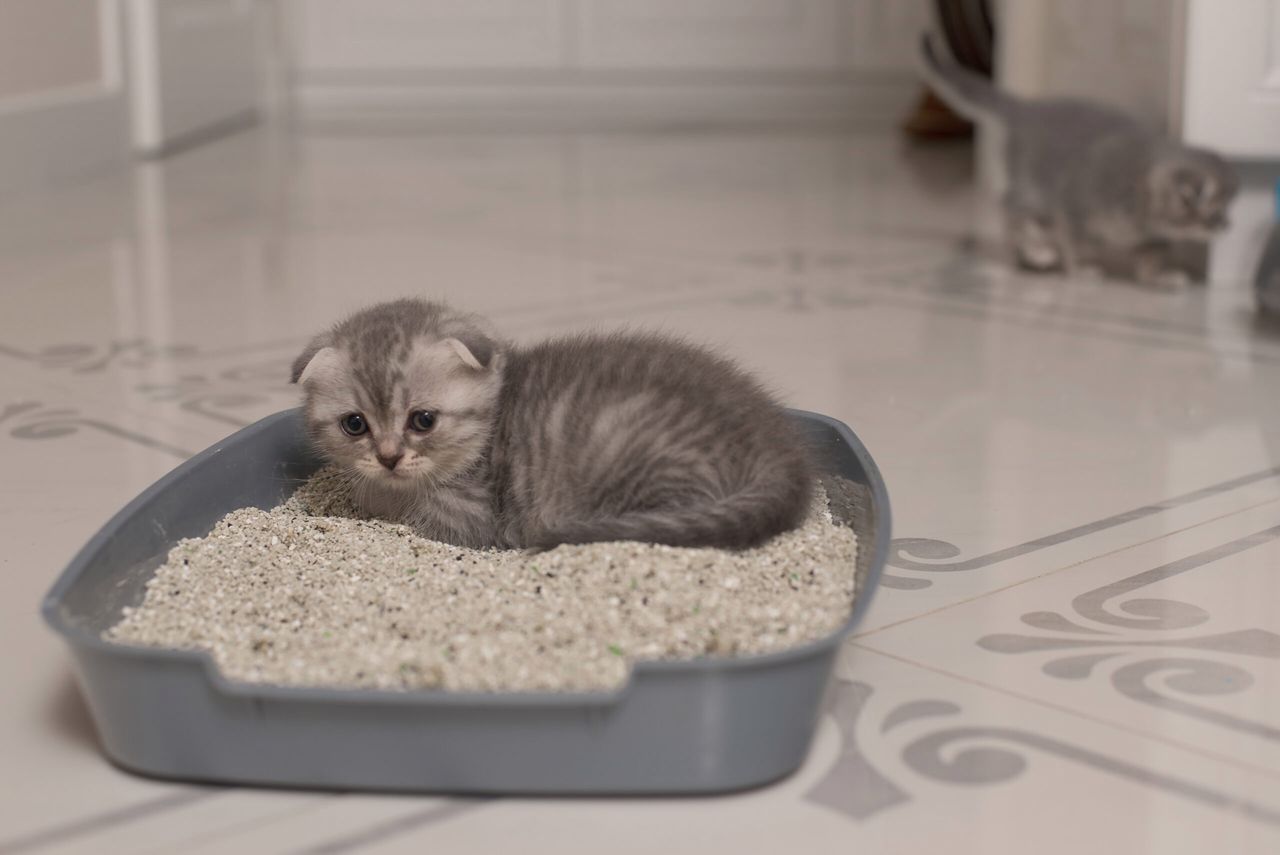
[444,332,497,371]
[291,336,342,385]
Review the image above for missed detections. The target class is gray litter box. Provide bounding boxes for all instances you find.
[42,408,889,794]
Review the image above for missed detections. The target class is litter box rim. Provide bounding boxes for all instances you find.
[42,407,889,707]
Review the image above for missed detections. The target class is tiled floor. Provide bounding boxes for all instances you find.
[2,124,1280,854]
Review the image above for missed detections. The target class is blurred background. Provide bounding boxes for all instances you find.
[7,3,1280,854]
[3,0,1278,332]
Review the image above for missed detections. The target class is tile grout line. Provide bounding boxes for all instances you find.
[854,493,1280,640]
[1,286,762,456]
[288,799,493,855]
[134,794,343,855]
[0,790,221,855]
[850,644,1280,783]
[873,265,1280,355]
[873,289,1280,367]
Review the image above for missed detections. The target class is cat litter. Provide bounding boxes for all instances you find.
[108,468,858,693]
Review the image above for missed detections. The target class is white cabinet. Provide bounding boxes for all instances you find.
[1182,0,1280,158]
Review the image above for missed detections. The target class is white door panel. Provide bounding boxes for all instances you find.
[1183,0,1280,157]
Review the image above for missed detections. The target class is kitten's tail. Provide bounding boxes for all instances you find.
[917,32,1017,123]
[532,477,812,551]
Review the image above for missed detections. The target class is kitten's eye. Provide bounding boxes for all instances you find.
[408,410,436,432]
[339,413,368,436]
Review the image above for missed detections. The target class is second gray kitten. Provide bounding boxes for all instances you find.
[920,35,1237,286]
[291,299,812,550]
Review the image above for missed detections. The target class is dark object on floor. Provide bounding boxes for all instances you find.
[903,90,974,139]
[903,0,994,140]
[1255,181,1280,315]
[1168,241,1209,284]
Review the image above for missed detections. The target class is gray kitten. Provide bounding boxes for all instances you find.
[291,299,812,550]
[920,35,1237,286]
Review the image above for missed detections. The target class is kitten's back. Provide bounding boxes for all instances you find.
[490,333,812,550]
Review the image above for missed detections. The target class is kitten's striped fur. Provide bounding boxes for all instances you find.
[292,299,811,550]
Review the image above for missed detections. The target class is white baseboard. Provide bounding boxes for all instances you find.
[290,73,919,129]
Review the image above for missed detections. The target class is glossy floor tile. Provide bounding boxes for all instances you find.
[861,499,1280,772]
[2,124,1280,853]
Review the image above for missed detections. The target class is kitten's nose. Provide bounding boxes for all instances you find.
[376,451,403,471]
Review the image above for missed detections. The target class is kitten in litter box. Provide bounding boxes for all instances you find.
[291,300,812,550]
[919,34,1237,287]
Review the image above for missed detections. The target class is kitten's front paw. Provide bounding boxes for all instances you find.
[1010,216,1065,273]
[1014,239,1062,272]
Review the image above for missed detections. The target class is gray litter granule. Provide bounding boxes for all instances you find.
[108,469,859,693]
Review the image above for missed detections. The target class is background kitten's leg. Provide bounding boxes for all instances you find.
[1133,241,1190,289]
[1051,216,1084,278]
[1007,209,1063,272]
[1167,239,1210,285]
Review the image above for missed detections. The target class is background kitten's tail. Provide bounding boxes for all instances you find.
[917,32,1016,123]
[534,480,812,552]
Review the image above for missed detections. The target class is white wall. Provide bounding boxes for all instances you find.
[997,0,1177,132]
[0,0,107,100]
[980,0,1179,195]
[283,0,931,125]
